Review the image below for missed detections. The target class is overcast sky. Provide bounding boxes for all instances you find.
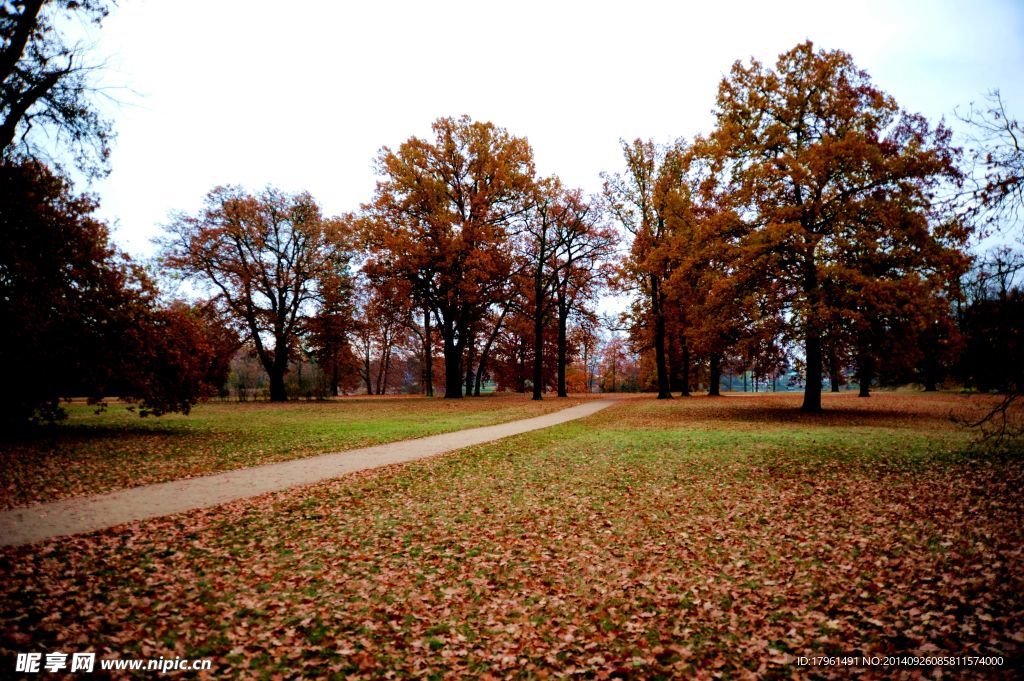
[85,0,1024,257]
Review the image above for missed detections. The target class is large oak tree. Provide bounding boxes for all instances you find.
[162,186,349,402]
[695,41,965,412]
[364,116,537,399]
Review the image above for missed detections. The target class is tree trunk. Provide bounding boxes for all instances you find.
[708,352,721,396]
[253,329,287,402]
[857,343,873,398]
[443,319,463,399]
[651,276,672,399]
[376,336,392,395]
[828,346,841,392]
[531,301,544,401]
[679,339,691,396]
[517,335,527,393]
[268,356,288,402]
[363,344,372,396]
[379,344,392,395]
[668,331,683,393]
[423,305,433,397]
[474,355,486,396]
[582,342,591,394]
[475,304,507,397]
[801,250,823,413]
[803,330,823,411]
[464,326,475,397]
[922,346,939,391]
[585,339,593,393]
[556,288,568,397]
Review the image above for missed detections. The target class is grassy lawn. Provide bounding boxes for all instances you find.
[0,395,586,510]
[0,393,1021,678]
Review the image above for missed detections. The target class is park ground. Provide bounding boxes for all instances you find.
[0,395,588,510]
[0,392,1022,678]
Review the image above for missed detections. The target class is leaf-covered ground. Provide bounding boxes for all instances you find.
[1,393,1021,678]
[0,395,585,510]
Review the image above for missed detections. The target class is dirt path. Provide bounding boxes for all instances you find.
[0,399,616,547]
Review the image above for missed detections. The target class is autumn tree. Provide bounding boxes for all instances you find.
[487,181,614,400]
[162,186,349,402]
[598,333,639,393]
[306,246,359,397]
[364,116,537,399]
[672,203,786,397]
[602,139,685,399]
[0,160,233,424]
[468,283,516,396]
[695,41,965,412]
[550,189,617,396]
[521,178,566,400]
[350,274,414,395]
[120,300,241,415]
[577,317,602,393]
[1,0,114,177]
[824,193,969,398]
[489,308,534,393]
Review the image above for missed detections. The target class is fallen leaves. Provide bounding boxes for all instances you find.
[0,394,1021,678]
[0,395,585,510]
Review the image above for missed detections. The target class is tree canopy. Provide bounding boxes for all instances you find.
[0,160,235,424]
[693,41,968,411]
[161,186,352,402]
[1,0,114,177]
[363,115,537,398]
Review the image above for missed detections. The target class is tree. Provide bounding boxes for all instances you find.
[956,92,1024,441]
[162,186,348,402]
[958,89,1023,233]
[350,274,413,395]
[471,289,513,396]
[1,0,114,178]
[549,189,616,396]
[674,202,787,397]
[602,139,684,399]
[306,250,359,397]
[521,178,564,400]
[482,183,612,400]
[822,195,968,398]
[598,333,639,393]
[0,160,229,424]
[955,247,1024,443]
[364,116,537,398]
[695,41,965,412]
[120,300,241,416]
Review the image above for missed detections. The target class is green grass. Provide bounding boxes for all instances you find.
[0,394,585,509]
[1,393,1020,678]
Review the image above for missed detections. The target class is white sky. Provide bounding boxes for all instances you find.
[85,0,1024,257]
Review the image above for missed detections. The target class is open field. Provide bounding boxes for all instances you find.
[0,395,586,510]
[1,392,1020,678]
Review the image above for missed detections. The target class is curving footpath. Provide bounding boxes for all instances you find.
[0,399,616,547]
